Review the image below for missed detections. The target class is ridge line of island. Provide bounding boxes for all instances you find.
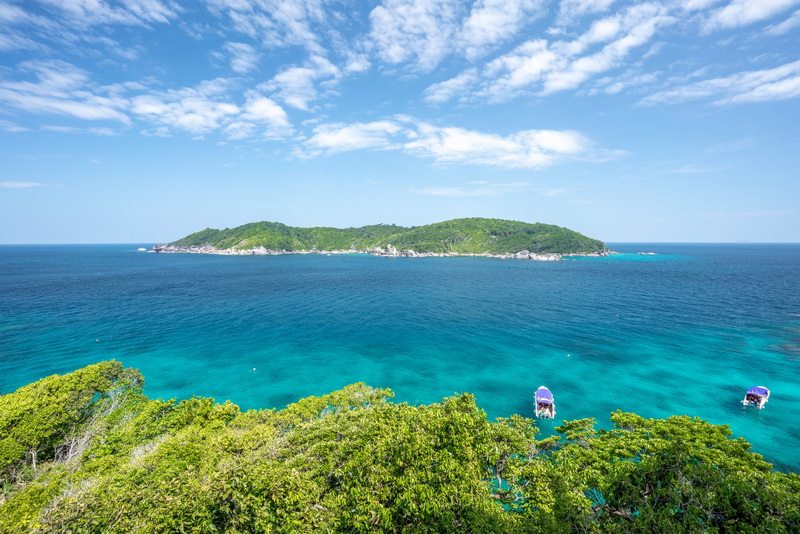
[148,218,658,260]
[150,243,615,261]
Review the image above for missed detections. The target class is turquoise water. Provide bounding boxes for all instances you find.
[1,243,799,471]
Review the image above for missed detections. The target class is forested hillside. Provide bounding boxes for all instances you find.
[171,218,606,255]
[1,362,798,533]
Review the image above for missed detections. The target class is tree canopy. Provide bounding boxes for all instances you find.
[171,218,607,255]
[1,363,797,533]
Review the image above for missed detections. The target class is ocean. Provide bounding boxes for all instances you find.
[1,243,799,471]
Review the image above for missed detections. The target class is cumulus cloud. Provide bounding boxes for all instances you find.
[259,55,341,110]
[303,120,407,155]
[459,0,546,60]
[368,0,462,71]
[223,42,260,74]
[244,95,290,125]
[641,59,800,105]
[129,80,294,138]
[298,116,603,169]
[404,122,589,167]
[423,69,479,103]
[130,79,241,134]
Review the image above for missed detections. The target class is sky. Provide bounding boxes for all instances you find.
[1,0,799,244]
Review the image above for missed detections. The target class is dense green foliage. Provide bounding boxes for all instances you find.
[173,218,606,255]
[1,363,797,533]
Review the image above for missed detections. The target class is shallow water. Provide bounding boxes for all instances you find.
[1,243,798,471]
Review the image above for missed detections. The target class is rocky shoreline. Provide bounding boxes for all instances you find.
[150,243,612,261]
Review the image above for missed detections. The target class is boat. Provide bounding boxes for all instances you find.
[534,386,556,419]
[741,386,770,409]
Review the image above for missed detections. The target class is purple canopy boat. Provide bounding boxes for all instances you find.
[742,386,770,409]
[534,386,556,419]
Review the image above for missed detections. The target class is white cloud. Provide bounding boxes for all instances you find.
[478,39,556,101]
[430,3,676,103]
[41,125,121,135]
[0,60,130,123]
[704,0,800,32]
[0,30,45,53]
[641,59,800,105]
[404,120,591,168]
[131,80,243,134]
[367,0,548,71]
[206,0,328,54]
[368,0,461,71]
[298,117,605,169]
[242,94,294,138]
[763,8,800,34]
[595,72,660,94]
[223,42,260,74]
[555,0,616,27]
[542,4,675,94]
[1,181,57,188]
[423,69,479,103]
[0,58,295,140]
[416,181,530,197]
[0,120,30,132]
[460,0,546,60]
[260,55,341,110]
[303,120,406,155]
[244,96,289,125]
[36,0,180,26]
[222,121,257,140]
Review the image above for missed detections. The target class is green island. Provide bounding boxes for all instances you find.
[1,362,798,532]
[155,218,608,257]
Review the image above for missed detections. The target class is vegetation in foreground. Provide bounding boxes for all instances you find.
[172,217,607,255]
[1,362,798,533]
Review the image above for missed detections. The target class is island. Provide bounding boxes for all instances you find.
[151,217,611,260]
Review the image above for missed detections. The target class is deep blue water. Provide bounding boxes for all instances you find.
[1,243,799,471]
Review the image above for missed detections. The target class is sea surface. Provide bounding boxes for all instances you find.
[1,243,799,471]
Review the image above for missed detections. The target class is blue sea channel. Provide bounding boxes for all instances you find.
[1,243,799,471]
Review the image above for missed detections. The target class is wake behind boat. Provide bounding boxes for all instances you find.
[742,386,770,409]
[534,386,556,419]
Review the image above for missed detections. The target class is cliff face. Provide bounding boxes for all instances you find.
[155,217,608,257]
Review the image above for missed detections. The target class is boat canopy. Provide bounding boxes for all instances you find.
[747,386,769,396]
[535,387,554,404]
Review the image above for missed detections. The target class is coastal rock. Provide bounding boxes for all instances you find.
[529,253,562,261]
[150,243,586,261]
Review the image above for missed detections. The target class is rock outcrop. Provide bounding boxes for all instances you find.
[150,243,579,261]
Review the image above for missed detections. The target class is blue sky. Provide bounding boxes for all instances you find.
[1,0,799,244]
